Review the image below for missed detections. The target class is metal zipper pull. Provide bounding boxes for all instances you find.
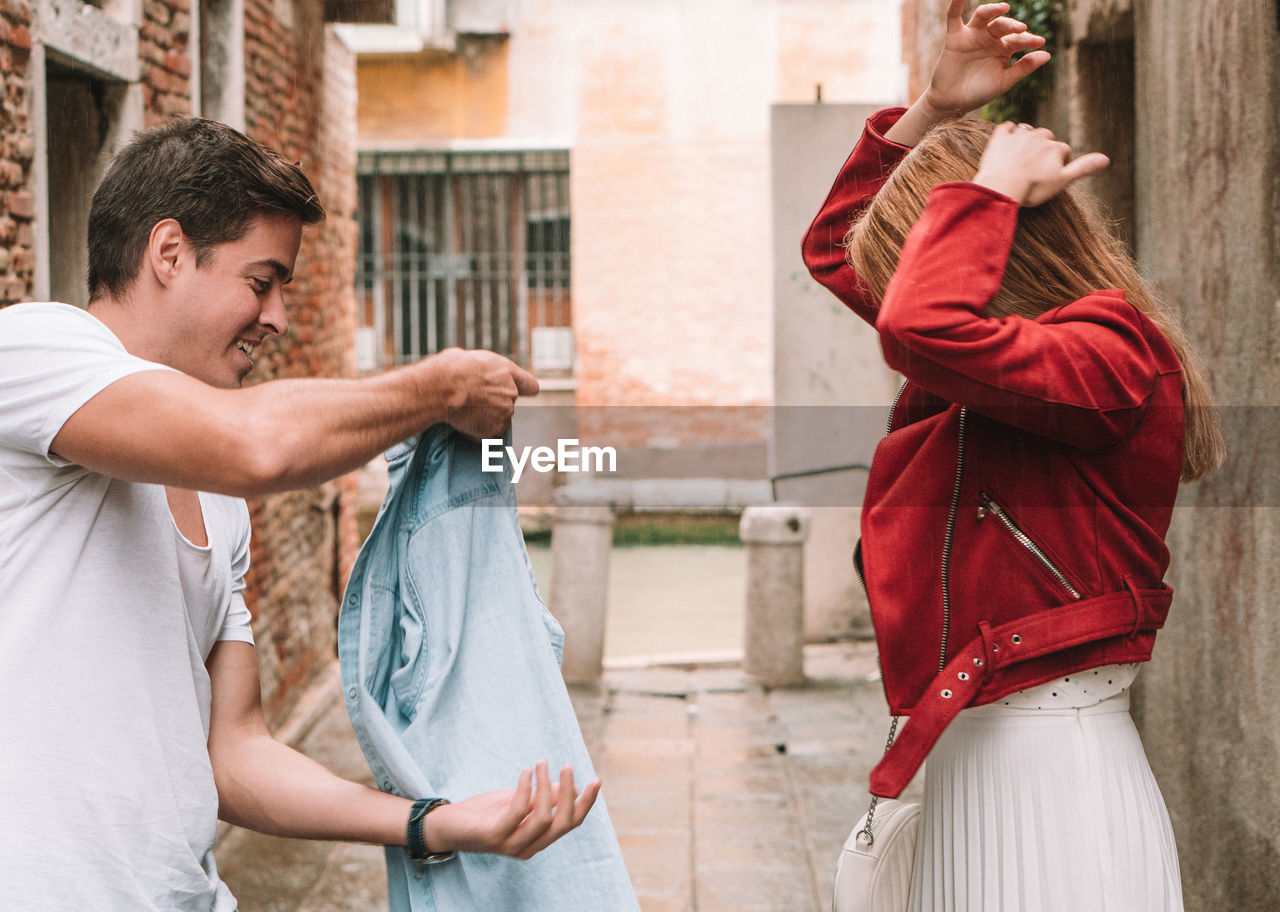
[976,491,1082,600]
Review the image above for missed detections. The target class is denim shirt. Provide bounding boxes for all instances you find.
[338,425,639,912]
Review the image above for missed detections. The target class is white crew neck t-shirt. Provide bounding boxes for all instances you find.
[0,302,253,911]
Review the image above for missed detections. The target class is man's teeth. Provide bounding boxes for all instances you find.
[236,341,255,356]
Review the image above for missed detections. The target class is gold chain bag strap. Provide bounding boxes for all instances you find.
[831,716,920,912]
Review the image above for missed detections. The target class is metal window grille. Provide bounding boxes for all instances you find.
[355,149,572,372]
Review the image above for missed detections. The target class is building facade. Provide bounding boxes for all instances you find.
[342,0,907,641]
[346,0,904,457]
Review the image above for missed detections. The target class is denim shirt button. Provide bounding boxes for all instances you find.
[348,594,358,605]
[382,780,393,792]
[348,686,357,699]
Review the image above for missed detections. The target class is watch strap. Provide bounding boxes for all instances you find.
[407,797,455,864]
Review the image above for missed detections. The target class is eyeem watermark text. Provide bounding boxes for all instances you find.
[482,438,618,483]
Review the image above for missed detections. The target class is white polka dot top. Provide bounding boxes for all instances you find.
[998,662,1141,710]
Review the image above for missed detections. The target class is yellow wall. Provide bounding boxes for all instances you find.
[358,39,510,141]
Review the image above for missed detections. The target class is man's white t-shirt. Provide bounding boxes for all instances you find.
[0,302,253,911]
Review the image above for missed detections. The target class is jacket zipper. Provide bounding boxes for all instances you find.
[977,492,1083,600]
[885,381,908,434]
[937,407,967,670]
[881,382,962,671]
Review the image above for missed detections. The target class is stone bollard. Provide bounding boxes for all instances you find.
[548,498,615,684]
[739,504,810,686]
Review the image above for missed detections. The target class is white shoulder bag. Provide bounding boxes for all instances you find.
[831,718,920,912]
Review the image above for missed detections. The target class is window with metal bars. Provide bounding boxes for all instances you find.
[354,148,572,373]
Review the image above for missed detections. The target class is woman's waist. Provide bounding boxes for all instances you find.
[958,663,1139,719]
[876,589,1167,719]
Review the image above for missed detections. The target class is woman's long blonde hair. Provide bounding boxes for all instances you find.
[845,117,1224,481]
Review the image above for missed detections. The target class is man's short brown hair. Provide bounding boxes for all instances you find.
[87,118,325,301]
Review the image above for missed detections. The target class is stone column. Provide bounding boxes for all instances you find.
[549,500,615,683]
[739,505,810,686]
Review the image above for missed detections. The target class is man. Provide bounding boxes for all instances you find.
[0,118,596,910]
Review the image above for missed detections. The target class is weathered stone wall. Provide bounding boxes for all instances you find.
[1128,2,1280,909]
[900,0,944,102]
[1045,1,1280,905]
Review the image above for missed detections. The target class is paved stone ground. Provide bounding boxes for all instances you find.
[216,642,924,912]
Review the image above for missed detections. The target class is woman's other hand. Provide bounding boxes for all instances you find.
[887,1,1050,147]
[972,123,1110,205]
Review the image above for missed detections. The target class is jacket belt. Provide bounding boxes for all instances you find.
[869,582,1173,798]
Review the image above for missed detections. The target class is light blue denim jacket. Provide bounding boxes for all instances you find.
[338,425,639,912]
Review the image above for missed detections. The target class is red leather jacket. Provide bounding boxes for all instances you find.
[802,108,1185,797]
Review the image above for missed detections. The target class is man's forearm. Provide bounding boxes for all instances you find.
[206,642,594,859]
[214,732,413,845]
[212,732,588,858]
[52,347,530,496]
[52,358,446,497]
[231,360,453,494]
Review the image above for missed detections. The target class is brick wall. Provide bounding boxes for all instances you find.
[0,0,33,305]
[141,0,193,124]
[240,0,359,726]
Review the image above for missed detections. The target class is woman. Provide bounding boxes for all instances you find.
[803,2,1223,910]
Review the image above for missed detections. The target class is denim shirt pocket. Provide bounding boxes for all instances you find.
[365,581,401,705]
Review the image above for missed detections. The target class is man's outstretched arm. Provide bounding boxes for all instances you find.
[206,641,600,859]
[51,347,538,497]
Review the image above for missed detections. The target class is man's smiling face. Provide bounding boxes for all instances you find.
[167,213,303,389]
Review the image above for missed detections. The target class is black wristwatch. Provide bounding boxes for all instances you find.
[407,797,456,864]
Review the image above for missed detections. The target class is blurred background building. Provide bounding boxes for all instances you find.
[338,0,905,643]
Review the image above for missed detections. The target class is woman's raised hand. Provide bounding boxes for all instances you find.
[972,123,1110,206]
[923,1,1050,119]
[887,1,1050,147]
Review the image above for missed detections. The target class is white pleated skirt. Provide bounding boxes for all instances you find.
[908,671,1184,912]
